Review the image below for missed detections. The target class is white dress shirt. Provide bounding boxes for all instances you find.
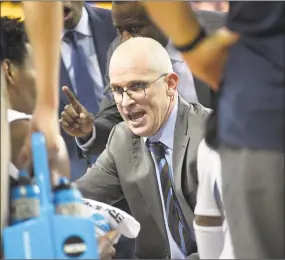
[61,6,104,97]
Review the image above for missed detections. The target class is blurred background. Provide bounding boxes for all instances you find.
[0,1,229,19]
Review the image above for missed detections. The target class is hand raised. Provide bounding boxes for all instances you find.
[59,86,95,137]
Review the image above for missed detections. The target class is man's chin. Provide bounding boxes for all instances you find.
[128,124,148,137]
[64,18,76,30]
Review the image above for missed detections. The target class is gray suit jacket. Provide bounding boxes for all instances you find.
[76,98,209,258]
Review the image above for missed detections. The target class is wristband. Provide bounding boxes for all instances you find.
[174,28,207,53]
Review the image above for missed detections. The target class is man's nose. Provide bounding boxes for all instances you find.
[121,92,135,107]
[121,30,133,42]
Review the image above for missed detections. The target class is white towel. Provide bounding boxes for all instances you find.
[82,198,141,244]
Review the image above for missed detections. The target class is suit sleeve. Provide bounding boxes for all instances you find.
[90,101,123,155]
[75,126,124,205]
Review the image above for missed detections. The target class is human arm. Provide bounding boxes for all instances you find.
[10,119,70,182]
[60,86,122,156]
[23,1,62,111]
[75,126,124,205]
[19,2,63,166]
[85,99,122,155]
[141,2,239,90]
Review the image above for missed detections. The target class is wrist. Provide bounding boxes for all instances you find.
[34,103,58,115]
[173,27,207,53]
[80,128,94,142]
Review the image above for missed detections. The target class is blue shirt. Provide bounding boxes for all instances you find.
[143,98,186,259]
[218,2,285,152]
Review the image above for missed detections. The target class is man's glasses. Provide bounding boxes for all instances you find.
[104,73,168,105]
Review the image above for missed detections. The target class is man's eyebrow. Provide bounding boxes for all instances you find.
[110,79,148,87]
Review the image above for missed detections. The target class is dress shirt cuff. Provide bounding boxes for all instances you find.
[75,125,96,152]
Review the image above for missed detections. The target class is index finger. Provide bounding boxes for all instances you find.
[62,86,78,106]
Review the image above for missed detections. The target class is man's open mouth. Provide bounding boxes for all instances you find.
[128,112,145,122]
[63,6,71,18]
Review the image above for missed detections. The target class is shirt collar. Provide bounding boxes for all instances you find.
[62,6,91,38]
[165,41,184,63]
[144,97,178,150]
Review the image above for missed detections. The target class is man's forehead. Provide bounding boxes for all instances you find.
[109,61,156,85]
[110,73,153,87]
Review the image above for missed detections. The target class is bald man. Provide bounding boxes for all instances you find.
[75,37,210,259]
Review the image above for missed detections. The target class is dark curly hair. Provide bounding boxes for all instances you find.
[0,17,28,66]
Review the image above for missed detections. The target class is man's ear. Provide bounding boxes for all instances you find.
[2,59,17,85]
[166,72,179,97]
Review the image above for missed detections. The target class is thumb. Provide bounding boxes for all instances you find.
[215,27,240,48]
[79,112,86,120]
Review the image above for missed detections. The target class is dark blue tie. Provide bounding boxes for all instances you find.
[146,140,196,256]
[64,31,100,114]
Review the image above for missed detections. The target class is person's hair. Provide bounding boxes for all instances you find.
[0,17,28,66]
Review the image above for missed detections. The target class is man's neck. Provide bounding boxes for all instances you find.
[165,95,177,121]
[150,94,178,138]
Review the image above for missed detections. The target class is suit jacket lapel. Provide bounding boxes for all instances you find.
[173,98,195,228]
[131,136,168,242]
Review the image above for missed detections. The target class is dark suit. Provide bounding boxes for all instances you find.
[76,98,210,258]
[59,4,117,180]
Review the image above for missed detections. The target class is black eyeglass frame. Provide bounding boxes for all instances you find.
[104,73,168,104]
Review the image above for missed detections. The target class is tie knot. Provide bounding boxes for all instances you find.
[64,30,77,45]
[146,140,166,160]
